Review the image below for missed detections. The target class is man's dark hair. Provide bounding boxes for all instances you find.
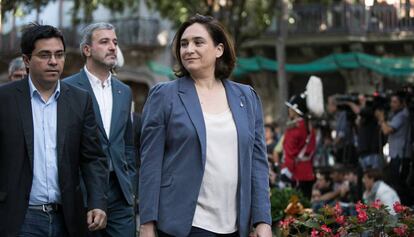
[264,124,275,133]
[391,91,406,105]
[318,172,332,183]
[364,168,383,182]
[20,23,66,57]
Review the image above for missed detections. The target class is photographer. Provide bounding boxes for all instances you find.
[348,94,383,171]
[375,92,411,205]
[327,95,357,166]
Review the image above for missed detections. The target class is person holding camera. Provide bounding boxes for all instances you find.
[327,96,358,166]
[344,94,383,171]
[375,92,411,205]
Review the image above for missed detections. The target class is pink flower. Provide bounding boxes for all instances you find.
[334,202,343,216]
[393,224,408,236]
[357,210,368,223]
[371,199,382,209]
[356,201,367,211]
[321,224,332,233]
[336,215,346,225]
[311,229,320,237]
[393,202,408,214]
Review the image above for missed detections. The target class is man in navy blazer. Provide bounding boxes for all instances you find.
[0,23,108,237]
[65,22,136,237]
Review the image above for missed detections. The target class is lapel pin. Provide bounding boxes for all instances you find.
[117,90,121,94]
[240,101,244,107]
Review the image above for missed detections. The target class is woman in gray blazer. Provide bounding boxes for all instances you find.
[139,14,272,237]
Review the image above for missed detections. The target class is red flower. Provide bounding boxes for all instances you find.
[336,215,346,225]
[393,202,408,214]
[356,201,367,211]
[311,229,320,237]
[321,224,332,233]
[334,202,343,216]
[371,199,382,209]
[357,210,368,223]
[393,224,408,236]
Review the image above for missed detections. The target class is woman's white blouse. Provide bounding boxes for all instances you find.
[192,109,239,233]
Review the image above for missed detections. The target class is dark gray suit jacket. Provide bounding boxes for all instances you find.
[0,78,108,237]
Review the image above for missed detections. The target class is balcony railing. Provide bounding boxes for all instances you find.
[1,16,160,54]
[277,3,414,36]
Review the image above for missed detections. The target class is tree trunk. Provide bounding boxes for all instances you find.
[58,0,64,28]
[276,0,289,126]
[36,3,40,23]
[10,7,16,51]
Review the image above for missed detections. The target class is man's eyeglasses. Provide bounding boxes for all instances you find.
[29,52,66,61]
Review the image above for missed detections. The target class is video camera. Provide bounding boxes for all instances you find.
[368,92,390,112]
[335,94,359,105]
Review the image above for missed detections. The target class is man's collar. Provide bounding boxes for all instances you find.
[84,65,112,87]
[28,75,61,100]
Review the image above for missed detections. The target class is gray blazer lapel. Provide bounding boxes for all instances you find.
[178,77,207,167]
[15,78,34,170]
[223,79,249,174]
[76,69,108,140]
[109,78,122,141]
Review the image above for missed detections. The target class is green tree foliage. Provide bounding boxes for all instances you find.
[1,0,50,24]
[145,0,277,48]
[1,0,138,27]
[70,0,138,25]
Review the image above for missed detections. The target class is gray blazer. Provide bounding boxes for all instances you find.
[64,69,137,205]
[139,76,271,237]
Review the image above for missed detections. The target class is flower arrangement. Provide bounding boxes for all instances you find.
[278,200,414,237]
[270,187,311,223]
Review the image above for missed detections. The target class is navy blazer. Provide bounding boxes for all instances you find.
[64,70,137,205]
[139,76,271,237]
[0,79,108,237]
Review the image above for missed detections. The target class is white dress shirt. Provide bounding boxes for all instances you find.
[84,66,113,138]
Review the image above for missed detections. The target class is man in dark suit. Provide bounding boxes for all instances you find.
[0,24,108,237]
[65,22,137,237]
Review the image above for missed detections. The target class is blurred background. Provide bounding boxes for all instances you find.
[1,0,414,122]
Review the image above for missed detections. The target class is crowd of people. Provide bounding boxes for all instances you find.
[266,87,414,216]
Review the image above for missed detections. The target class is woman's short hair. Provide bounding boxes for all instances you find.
[172,14,236,80]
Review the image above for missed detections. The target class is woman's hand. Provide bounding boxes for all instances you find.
[255,223,272,237]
